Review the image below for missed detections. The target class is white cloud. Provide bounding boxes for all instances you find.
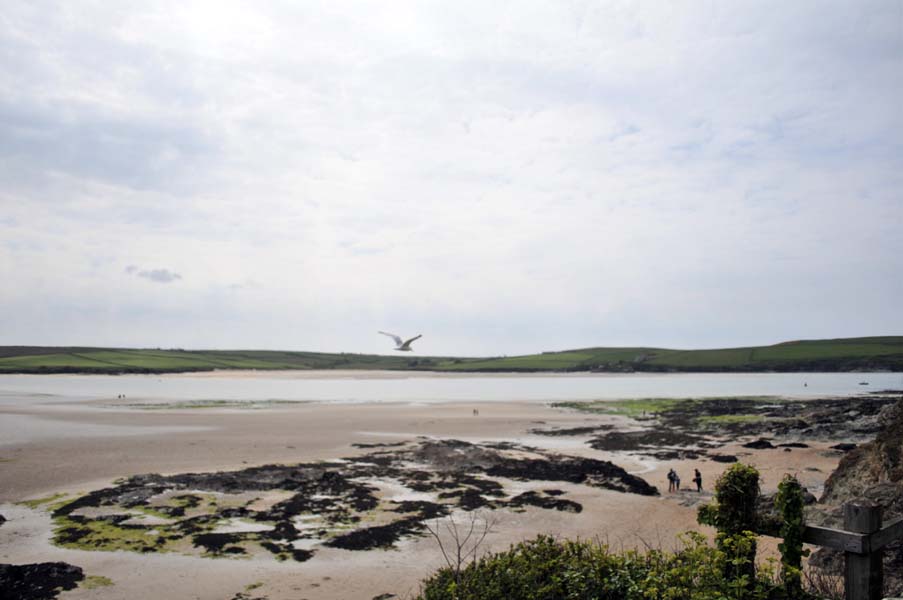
[0,0,901,354]
[125,265,182,283]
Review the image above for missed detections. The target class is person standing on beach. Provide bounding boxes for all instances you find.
[693,469,702,492]
[667,469,675,492]
[674,472,680,491]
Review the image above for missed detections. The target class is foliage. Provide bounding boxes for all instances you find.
[775,475,809,599]
[697,463,761,587]
[416,533,784,600]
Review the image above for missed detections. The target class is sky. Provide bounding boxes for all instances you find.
[1,1,901,356]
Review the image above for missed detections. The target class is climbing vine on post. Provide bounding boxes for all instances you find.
[697,463,761,588]
[775,474,808,599]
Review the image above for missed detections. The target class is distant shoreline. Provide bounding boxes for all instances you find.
[1,336,902,374]
[0,365,900,376]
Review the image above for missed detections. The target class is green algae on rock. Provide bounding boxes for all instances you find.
[44,439,656,562]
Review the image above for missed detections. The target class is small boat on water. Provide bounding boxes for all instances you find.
[858,381,869,385]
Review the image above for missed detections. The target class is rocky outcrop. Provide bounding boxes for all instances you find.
[810,397,903,596]
[0,562,84,600]
[820,398,903,506]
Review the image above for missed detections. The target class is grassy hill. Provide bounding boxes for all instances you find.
[0,336,901,374]
[439,337,903,373]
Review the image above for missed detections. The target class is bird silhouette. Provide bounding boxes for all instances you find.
[378,331,422,352]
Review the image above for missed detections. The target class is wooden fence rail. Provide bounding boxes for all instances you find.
[796,503,903,600]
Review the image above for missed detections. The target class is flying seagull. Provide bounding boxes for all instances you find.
[378,331,422,352]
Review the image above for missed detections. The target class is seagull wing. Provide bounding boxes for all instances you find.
[401,334,422,349]
[378,331,403,346]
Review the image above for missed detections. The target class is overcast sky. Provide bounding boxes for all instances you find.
[1,1,901,356]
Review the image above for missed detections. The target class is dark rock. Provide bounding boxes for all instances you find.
[647,449,704,461]
[742,438,774,449]
[438,488,493,510]
[46,437,659,562]
[529,425,613,436]
[351,442,407,449]
[588,430,707,452]
[830,443,857,453]
[709,454,738,463]
[389,501,448,520]
[324,516,425,550]
[485,455,658,496]
[0,562,84,600]
[507,491,582,513]
[192,533,242,554]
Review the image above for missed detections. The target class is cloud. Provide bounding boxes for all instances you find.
[0,1,900,353]
[125,265,182,284]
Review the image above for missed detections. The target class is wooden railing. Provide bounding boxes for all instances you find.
[798,503,903,600]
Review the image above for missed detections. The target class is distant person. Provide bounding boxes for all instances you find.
[693,469,702,492]
[667,469,676,493]
[674,472,681,491]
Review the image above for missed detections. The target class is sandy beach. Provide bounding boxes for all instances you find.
[0,372,856,600]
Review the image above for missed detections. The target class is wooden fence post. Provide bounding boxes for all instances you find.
[843,502,882,600]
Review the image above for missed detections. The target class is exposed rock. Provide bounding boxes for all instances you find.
[709,454,738,463]
[811,397,903,597]
[0,562,84,600]
[742,438,774,450]
[507,491,582,513]
[560,396,899,458]
[588,430,707,453]
[820,398,903,506]
[324,516,425,550]
[529,425,613,436]
[830,443,857,453]
[46,438,656,562]
[351,442,407,449]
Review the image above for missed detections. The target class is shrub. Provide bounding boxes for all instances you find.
[416,533,781,600]
[698,463,761,587]
[775,475,808,599]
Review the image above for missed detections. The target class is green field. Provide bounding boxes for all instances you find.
[0,336,901,374]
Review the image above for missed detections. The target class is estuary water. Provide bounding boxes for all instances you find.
[0,371,901,405]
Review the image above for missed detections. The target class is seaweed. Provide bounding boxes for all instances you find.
[44,438,658,562]
[508,491,582,513]
[0,562,84,600]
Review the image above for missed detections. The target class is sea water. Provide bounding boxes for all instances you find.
[0,371,900,406]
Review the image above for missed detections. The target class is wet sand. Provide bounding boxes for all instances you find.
[0,376,845,600]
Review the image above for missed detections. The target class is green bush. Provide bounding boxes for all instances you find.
[697,463,761,587]
[775,475,808,599]
[416,533,784,600]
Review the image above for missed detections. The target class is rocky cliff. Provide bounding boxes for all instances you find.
[810,395,903,596]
